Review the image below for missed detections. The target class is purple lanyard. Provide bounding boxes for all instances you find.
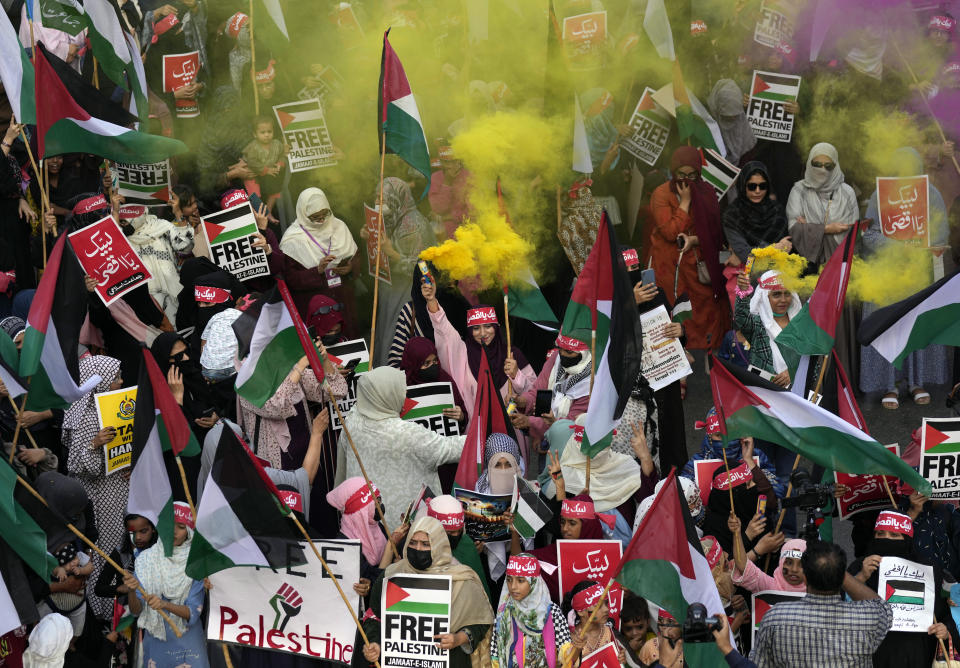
[301,226,331,257]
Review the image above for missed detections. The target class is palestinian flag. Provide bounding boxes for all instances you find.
[33,45,186,162]
[39,44,137,127]
[777,224,858,357]
[506,270,559,331]
[751,591,804,644]
[752,72,800,103]
[384,575,451,615]
[324,339,369,374]
[922,419,960,455]
[615,471,728,667]
[202,202,258,246]
[700,148,740,200]
[185,427,305,579]
[0,332,27,400]
[709,358,932,495]
[671,61,724,155]
[512,476,553,539]
[454,348,516,490]
[275,100,325,132]
[885,580,925,606]
[18,234,100,410]
[559,212,644,457]
[379,30,431,189]
[671,293,692,323]
[234,286,304,408]
[858,269,960,369]
[113,160,169,204]
[81,0,147,122]
[127,348,199,555]
[401,382,455,420]
[0,7,36,124]
[0,462,59,581]
[835,350,868,433]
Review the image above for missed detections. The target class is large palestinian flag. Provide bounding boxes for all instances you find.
[615,471,728,667]
[18,234,100,410]
[0,7,35,124]
[33,44,185,162]
[858,269,960,369]
[126,348,199,555]
[559,212,644,456]
[379,30,430,189]
[710,358,931,495]
[776,224,858,357]
[185,427,305,579]
[384,575,451,615]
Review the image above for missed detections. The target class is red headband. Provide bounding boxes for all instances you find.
[694,413,722,435]
[225,12,249,38]
[152,13,179,42]
[466,307,498,327]
[712,462,753,491]
[427,505,464,530]
[73,194,109,215]
[930,15,956,32]
[568,179,593,199]
[758,275,785,291]
[621,248,639,269]
[173,501,194,529]
[561,498,616,529]
[344,483,380,515]
[255,60,276,83]
[556,333,588,352]
[279,490,303,512]
[438,145,455,160]
[195,286,232,304]
[220,189,248,210]
[875,511,914,538]
[658,608,677,623]
[118,204,146,220]
[944,62,960,76]
[506,555,540,578]
[702,536,723,569]
[690,19,708,34]
[572,584,606,612]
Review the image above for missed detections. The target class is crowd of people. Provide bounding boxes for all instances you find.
[2,0,960,667]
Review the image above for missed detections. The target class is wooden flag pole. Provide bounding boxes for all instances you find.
[368,132,388,368]
[881,476,898,507]
[287,512,381,668]
[720,439,736,512]
[8,395,29,464]
[248,0,259,115]
[14,474,183,637]
[765,354,831,570]
[563,577,617,668]
[221,644,235,668]
[92,57,100,89]
[326,385,399,559]
[175,456,197,520]
[7,396,41,449]
[503,288,515,399]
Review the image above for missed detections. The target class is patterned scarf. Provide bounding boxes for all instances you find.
[494,575,553,668]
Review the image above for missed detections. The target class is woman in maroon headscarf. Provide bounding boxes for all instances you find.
[648,146,730,351]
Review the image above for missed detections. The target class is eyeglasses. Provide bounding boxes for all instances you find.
[311,303,344,317]
[746,182,768,192]
[169,350,187,363]
[811,161,835,171]
[675,171,698,181]
[308,210,332,222]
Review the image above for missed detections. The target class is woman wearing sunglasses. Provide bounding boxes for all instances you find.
[786,143,860,378]
[721,162,791,307]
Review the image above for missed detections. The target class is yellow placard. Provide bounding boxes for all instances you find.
[94,386,137,475]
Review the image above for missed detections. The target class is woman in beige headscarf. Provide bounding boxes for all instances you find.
[280,187,360,319]
[334,367,465,515]
[358,516,493,668]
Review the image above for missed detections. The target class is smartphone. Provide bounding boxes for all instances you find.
[307,325,317,340]
[200,407,216,417]
[640,268,655,287]
[344,358,361,370]
[249,192,265,213]
[756,495,767,516]
[534,390,553,416]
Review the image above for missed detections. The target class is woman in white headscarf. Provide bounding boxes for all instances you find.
[707,79,757,166]
[786,142,861,379]
[334,367,466,516]
[281,188,359,319]
[733,270,801,387]
[23,613,73,668]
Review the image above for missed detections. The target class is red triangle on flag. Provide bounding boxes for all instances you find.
[152,187,170,202]
[754,598,772,625]
[753,75,771,96]
[204,221,226,244]
[885,582,896,600]
[637,93,656,112]
[924,424,951,451]
[277,110,296,130]
[699,148,708,167]
[385,580,410,609]
[400,397,418,417]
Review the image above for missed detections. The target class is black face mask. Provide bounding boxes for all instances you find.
[407,547,433,571]
[175,359,203,383]
[419,364,441,381]
[321,333,340,346]
[866,538,913,560]
[559,353,582,369]
[446,531,463,550]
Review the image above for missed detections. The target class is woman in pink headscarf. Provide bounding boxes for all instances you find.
[729,514,805,593]
[326,477,393,602]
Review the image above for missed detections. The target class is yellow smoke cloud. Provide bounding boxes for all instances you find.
[751,242,933,306]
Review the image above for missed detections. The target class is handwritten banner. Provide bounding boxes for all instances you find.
[364,204,391,285]
[876,175,930,245]
[68,216,152,306]
[273,99,337,172]
[94,386,137,475]
[834,444,900,518]
[162,51,200,118]
[878,557,934,632]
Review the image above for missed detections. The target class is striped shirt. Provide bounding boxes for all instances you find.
[387,301,425,368]
[750,594,892,668]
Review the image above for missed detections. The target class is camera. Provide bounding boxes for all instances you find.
[781,469,836,542]
[682,603,724,643]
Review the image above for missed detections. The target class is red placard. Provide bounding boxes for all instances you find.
[876,175,930,245]
[581,642,620,668]
[68,216,152,306]
[693,457,760,506]
[562,11,607,70]
[364,204,391,285]
[558,539,622,625]
[835,444,900,518]
[162,51,200,118]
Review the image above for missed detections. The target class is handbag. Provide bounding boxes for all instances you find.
[693,249,711,285]
[933,635,960,667]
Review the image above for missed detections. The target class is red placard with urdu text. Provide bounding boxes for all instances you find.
[68,216,152,306]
